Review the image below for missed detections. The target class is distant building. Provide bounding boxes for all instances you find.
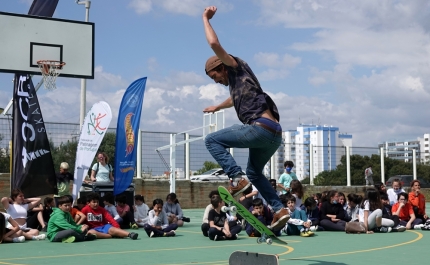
[271,124,352,180]
[379,133,429,163]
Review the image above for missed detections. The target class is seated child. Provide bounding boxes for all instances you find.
[163,193,190,227]
[134,195,149,227]
[345,193,362,222]
[75,197,86,210]
[202,190,219,237]
[1,212,25,243]
[301,197,320,230]
[381,193,404,232]
[65,195,86,225]
[115,194,138,229]
[102,193,121,222]
[392,192,422,229]
[47,196,97,243]
[40,197,55,232]
[81,193,138,240]
[246,198,278,237]
[144,199,178,237]
[208,195,242,241]
[282,195,314,237]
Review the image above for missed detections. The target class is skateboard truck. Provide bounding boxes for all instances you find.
[256,233,273,245]
[221,204,237,217]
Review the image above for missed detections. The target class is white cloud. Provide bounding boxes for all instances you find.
[258,69,289,81]
[199,83,229,103]
[254,52,301,68]
[129,0,152,14]
[129,0,234,16]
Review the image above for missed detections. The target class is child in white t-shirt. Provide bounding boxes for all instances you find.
[134,195,149,227]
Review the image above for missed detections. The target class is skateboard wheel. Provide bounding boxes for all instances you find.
[231,206,237,212]
[266,238,273,245]
[257,238,263,244]
[221,206,228,213]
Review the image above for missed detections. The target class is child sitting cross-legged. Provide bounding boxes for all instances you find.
[81,193,138,240]
[246,198,280,237]
[47,195,97,243]
[115,194,139,229]
[281,194,314,237]
[143,199,177,238]
[134,195,149,227]
[208,195,242,241]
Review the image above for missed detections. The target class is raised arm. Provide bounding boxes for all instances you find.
[202,6,237,68]
[26,197,42,210]
[1,197,10,210]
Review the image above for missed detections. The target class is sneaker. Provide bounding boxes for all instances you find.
[306,230,315,236]
[392,225,406,232]
[13,236,25,243]
[309,225,318,232]
[33,234,46,240]
[62,236,75,243]
[131,223,139,229]
[414,224,425,230]
[269,208,290,231]
[182,217,190,223]
[166,231,176,237]
[228,174,251,197]
[300,231,310,237]
[421,225,430,230]
[149,231,155,238]
[129,232,138,240]
[374,226,392,233]
[213,234,226,241]
[85,233,97,241]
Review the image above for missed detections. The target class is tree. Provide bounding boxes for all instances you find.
[194,161,220,175]
[0,134,10,173]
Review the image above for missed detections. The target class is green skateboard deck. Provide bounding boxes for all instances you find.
[218,186,287,245]
[229,251,279,265]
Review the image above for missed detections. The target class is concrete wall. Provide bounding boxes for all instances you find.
[1,173,429,209]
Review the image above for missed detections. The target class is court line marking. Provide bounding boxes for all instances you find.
[287,230,423,260]
[0,243,262,261]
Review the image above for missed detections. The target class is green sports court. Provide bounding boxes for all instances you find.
[1,207,428,265]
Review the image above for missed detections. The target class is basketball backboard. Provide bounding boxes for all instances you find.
[0,11,94,79]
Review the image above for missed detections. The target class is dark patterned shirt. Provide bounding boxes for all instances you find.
[227,56,280,124]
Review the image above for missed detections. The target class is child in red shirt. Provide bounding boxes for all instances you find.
[392,192,422,229]
[81,193,138,240]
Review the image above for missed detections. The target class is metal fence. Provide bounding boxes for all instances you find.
[1,117,428,179]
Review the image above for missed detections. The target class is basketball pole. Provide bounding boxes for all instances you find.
[76,0,91,128]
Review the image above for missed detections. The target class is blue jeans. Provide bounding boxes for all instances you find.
[205,123,283,211]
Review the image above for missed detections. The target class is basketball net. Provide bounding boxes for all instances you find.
[37,60,66,91]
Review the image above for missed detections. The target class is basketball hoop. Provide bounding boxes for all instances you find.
[37,60,66,91]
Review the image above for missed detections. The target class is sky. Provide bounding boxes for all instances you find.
[1,0,430,147]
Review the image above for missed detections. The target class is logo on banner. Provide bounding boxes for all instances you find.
[124,113,135,157]
[87,112,107,135]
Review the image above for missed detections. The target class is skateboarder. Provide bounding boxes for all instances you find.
[202,5,289,229]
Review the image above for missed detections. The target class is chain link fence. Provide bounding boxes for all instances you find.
[1,117,428,182]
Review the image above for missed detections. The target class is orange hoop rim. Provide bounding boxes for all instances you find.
[37,60,66,70]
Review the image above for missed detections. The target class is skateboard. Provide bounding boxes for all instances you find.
[218,186,287,245]
[229,251,279,265]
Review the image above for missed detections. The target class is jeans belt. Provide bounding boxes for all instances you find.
[252,122,282,136]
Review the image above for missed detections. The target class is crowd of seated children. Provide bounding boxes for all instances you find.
[134,195,149,227]
[143,199,177,238]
